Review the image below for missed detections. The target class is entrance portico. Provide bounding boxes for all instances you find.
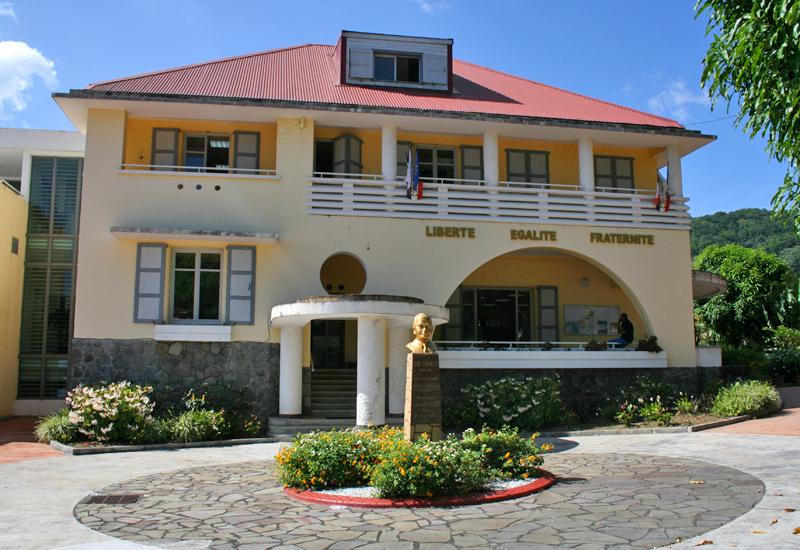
[270,295,449,427]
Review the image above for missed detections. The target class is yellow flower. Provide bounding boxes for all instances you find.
[504,452,511,459]
[400,467,406,476]
[521,473,529,479]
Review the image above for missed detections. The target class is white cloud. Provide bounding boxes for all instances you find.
[0,2,16,22]
[647,79,709,121]
[409,0,452,13]
[0,41,56,116]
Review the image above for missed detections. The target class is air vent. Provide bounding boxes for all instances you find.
[84,494,142,505]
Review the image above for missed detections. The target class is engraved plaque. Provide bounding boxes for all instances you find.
[403,353,443,441]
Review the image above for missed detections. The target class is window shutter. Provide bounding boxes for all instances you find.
[134,243,166,323]
[423,54,448,84]
[348,49,372,79]
[347,135,362,174]
[234,131,260,173]
[332,134,363,175]
[151,129,179,170]
[461,145,484,182]
[226,246,255,325]
[396,142,412,181]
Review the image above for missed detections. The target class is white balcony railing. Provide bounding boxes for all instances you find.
[120,164,280,180]
[307,176,690,230]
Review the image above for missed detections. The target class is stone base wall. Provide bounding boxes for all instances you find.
[70,339,280,420]
[440,367,709,420]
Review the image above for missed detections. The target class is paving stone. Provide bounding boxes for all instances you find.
[72,453,763,549]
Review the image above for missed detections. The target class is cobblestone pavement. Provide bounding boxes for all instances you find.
[73,452,763,549]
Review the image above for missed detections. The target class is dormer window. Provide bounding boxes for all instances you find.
[374,53,420,83]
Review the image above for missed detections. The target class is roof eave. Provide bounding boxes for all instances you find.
[52,89,717,142]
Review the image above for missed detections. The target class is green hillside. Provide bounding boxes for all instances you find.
[691,208,800,272]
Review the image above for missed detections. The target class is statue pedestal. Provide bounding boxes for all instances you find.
[403,353,442,441]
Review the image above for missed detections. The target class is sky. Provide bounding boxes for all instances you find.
[0,0,785,216]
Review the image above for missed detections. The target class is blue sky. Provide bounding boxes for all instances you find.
[0,0,784,216]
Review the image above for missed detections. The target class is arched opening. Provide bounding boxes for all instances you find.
[319,252,367,295]
[437,248,650,349]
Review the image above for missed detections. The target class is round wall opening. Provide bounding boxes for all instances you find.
[320,253,366,295]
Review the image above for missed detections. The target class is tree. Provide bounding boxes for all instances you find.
[694,244,799,347]
[697,1,800,229]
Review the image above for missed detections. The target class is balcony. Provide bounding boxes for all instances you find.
[307,174,690,230]
[120,164,280,181]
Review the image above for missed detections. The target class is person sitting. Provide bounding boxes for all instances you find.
[608,313,634,348]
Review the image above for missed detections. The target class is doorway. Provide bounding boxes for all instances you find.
[311,320,347,369]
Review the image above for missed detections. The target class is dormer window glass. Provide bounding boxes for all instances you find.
[374,54,420,83]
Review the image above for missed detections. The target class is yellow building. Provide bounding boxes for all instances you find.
[53,31,719,434]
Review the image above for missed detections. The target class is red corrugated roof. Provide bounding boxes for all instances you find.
[87,44,682,129]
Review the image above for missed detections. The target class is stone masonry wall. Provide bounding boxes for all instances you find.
[440,367,703,420]
[70,339,280,420]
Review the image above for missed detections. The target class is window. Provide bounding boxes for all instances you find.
[314,134,362,175]
[18,157,82,399]
[416,146,455,181]
[506,150,549,185]
[172,251,221,322]
[184,135,230,172]
[444,287,532,342]
[594,155,634,192]
[374,54,420,83]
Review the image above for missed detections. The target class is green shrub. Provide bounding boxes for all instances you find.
[134,417,172,444]
[66,382,155,444]
[639,397,673,425]
[674,393,696,415]
[722,346,766,367]
[170,409,229,443]
[459,426,549,480]
[769,325,800,349]
[455,376,562,431]
[614,402,638,426]
[275,428,403,490]
[370,436,490,498]
[34,409,78,443]
[712,380,782,417]
[765,349,800,384]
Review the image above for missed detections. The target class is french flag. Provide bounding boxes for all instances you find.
[405,149,423,200]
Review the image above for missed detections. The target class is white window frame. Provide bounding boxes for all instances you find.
[183,134,231,173]
[170,248,224,324]
[373,53,421,83]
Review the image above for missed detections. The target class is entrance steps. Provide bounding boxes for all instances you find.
[309,368,357,418]
[267,416,402,440]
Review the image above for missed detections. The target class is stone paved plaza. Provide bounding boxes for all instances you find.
[1,432,798,549]
[72,453,763,549]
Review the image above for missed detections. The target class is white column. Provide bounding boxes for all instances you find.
[278,325,303,415]
[381,124,397,181]
[20,151,32,199]
[388,323,409,415]
[667,145,683,196]
[356,316,386,427]
[578,137,594,191]
[482,130,499,186]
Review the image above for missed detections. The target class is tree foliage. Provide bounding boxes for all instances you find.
[697,1,800,229]
[694,244,799,346]
[691,208,800,272]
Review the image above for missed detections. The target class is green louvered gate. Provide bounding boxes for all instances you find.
[17,156,82,399]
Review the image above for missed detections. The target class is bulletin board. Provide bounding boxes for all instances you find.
[563,305,620,336]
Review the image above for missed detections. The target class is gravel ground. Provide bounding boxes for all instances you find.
[314,477,537,498]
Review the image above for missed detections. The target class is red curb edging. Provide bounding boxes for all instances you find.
[284,470,556,508]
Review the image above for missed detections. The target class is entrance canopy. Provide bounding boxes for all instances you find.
[270,294,449,327]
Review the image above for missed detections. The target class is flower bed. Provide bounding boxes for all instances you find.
[34,381,264,446]
[276,426,554,504]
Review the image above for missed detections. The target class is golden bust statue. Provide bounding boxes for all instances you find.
[406,313,437,354]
